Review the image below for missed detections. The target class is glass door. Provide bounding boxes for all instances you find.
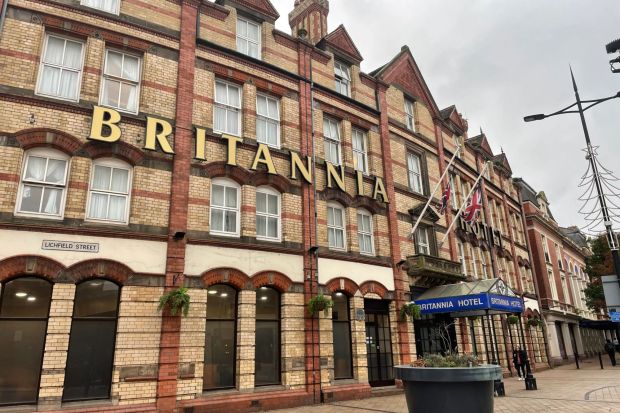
[364,301,394,387]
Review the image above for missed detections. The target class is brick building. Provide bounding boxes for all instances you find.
[514,179,605,365]
[0,0,546,412]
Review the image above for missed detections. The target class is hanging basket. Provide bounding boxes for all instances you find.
[157,287,191,317]
[527,317,543,328]
[308,294,333,316]
[399,303,422,321]
[506,315,519,325]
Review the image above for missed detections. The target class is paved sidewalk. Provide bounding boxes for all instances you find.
[271,357,620,412]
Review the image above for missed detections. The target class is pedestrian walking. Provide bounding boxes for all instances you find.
[605,339,617,366]
[513,346,527,380]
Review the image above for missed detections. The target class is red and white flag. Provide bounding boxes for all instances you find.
[463,188,482,223]
[438,185,451,215]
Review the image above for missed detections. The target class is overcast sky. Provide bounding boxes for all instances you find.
[271,0,620,234]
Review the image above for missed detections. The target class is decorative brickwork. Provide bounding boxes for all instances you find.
[82,140,145,166]
[201,267,251,290]
[64,259,133,285]
[0,254,65,282]
[14,128,83,155]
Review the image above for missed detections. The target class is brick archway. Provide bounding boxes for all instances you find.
[0,255,66,283]
[359,280,389,299]
[251,270,294,292]
[202,161,252,187]
[65,259,134,285]
[251,172,293,194]
[324,277,360,296]
[201,267,251,290]
[82,140,145,166]
[14,128,82,155]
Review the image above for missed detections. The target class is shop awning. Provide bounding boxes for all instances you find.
[414,278,524,316]
[579,319,619,330]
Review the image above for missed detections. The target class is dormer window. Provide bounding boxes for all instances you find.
[404,99,415,131]
[237,17,261,59]
[334,60,351,97]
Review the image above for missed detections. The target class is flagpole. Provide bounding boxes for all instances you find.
[409,144,462,239]
[438,161,492,249]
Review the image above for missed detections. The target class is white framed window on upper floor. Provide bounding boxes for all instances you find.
[237,17,261,59]
[86,158,132,224]
[256,94,280,148]
[407,151,423,194]
[469,244,479,278]
[357,209,374,256]
[81,0,120,15]
[327,202,346,251]
[334,60,351,97]
[35,34,85,102]
[214,80,242,136]
[15,148,70,219]
[100,49,141,114]
[479,249,488,278]
[323,117,341,165]
[352,128,368,174]
[541,234,550,263]
[210,178,240,237]
[457,240,466,276]
[415,227,431,256]
[256,186,281,242]
[449,174,458,209]
[404,99,415,131]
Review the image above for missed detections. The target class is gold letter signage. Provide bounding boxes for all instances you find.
[89,106,122,143]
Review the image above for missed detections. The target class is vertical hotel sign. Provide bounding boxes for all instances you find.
[88,106,389,202]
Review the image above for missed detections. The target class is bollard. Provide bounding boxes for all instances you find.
[575,352,580,370]
[599,352,604,369]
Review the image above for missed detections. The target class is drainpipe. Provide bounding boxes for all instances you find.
[0,0,9,42]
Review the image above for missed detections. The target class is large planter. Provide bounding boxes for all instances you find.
[394,364,501,413]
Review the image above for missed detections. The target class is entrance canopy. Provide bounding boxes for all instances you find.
[414,278,524,317]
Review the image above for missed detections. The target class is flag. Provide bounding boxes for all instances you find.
[463,188,482,223]
[438,185,451,215]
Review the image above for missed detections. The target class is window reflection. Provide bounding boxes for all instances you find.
[255,287,280,386]
[204,284,237,390]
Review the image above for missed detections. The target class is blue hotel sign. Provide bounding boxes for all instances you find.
[416,293,523,315]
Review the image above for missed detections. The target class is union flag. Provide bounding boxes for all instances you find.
[463,188,482,223]
[438,185,451,215]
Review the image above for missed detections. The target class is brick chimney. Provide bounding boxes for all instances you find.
[289,0,329,45]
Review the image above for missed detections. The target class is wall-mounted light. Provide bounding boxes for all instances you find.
[173,231,186,240]
[308,245,319,255]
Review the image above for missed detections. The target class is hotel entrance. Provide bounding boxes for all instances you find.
[364,299,394,387]
[414,313,457,357]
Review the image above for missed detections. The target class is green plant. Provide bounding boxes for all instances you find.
[415,353,480,368]
[506,315,519,325]
[527,317,543,328]
[399,303,421,321]
[158,287,190,317]
[308,294,333,316]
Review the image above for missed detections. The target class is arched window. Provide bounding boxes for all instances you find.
[86,158,132,224]
[210,178,241,237]
[256,187,281,242]
[332,292,353,379]
[204,284,237,390]
[16,148,69,219]
[327,202,346,251]
[255,287,280,386]
[357,209,374,256]
[62,279,120,401]
[0,277,53,405]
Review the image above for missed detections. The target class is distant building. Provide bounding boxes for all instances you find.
[515,179,605,364]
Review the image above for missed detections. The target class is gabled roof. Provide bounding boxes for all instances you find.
[466,133,494,158]
[318,24,363,63]
[370,46,440,117]
[492,153,512,177]
[440,105,468,133]
[408,203,440,223]
[217,0,280,22]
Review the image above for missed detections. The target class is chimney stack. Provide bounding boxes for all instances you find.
[289,0,329,45]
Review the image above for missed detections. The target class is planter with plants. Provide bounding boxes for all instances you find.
[395,353,501,413]
[506,314,520,325]
[399,302,421,321]
[307,294,333,316]
[157,287,191,317]
[527,317,543,328]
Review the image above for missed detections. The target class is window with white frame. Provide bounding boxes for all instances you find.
[357,209,374,255]
[453,135,461,158]
[407,152,423,194]
[404,99,415,131]
[469,245,479,278]
[415,227,431,255]
[479,249,488,278]
[541,234,550,263]
[210,178,240,237]
[457,241,467,276]
[449,174,458,209]
[323,117,341,165]
[214,80,242,136]
[256,94,280,148]
[86,158,132,224]
[256,187,280,241]
[327,202,346,250]
[81,0,120,14]
[100,50,141,114]
[36,34,84,102]
[334,60,351,97]
[236,17,261,59]
[16,148,69,218]
[352,128,368,174]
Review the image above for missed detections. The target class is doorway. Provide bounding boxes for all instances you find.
[364,300,394,387]
[555,322,567,359]
[414,313,457,358]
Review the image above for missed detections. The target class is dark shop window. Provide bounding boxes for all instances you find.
[0,277,53,405]
[204,284,237,390]
[62,279,120,402]
[332,292,353,379]
[255,286,280,386]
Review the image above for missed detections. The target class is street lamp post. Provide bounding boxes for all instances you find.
[523,69,620,288]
